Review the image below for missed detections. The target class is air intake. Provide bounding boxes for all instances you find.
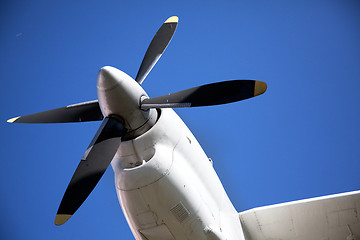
[170,202,190,223]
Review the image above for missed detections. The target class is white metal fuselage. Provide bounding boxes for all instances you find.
[111,108,245,240]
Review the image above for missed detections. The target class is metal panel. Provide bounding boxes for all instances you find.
[239,191,360,240]
[139,224,175,240]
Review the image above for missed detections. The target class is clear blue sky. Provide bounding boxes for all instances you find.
[1,1,360,239]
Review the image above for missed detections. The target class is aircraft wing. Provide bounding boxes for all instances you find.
[238,190,360,240]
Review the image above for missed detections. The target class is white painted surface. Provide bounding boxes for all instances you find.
[111,109,245,240]
[102,66,360,240]
[239,191,360,240]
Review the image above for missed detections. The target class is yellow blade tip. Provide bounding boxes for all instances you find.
[55,214,72,226]
[254,81,267,96]
[165,16,179,24]
[7,116,20,123]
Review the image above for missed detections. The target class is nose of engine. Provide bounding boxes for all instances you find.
[97,66,157,138]
[97,66,121,90]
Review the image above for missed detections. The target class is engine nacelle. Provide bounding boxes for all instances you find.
[111,109,245,240]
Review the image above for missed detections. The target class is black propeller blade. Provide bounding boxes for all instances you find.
[140,80,267,109]
[135,16,178,85]
[7,100,103,123]
[55,117,127,225]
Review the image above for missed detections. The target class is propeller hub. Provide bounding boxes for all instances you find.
[97,66,157,138]
[97,67,122,90]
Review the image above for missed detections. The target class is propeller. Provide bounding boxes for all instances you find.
[7,16,267,226]
[7,100,102,123]
[135,16,178,85]
[141,80,267,109]
[55,117,126,225]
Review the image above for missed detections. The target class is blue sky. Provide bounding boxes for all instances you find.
[1,0,360,239]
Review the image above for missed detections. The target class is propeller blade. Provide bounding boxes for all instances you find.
[141,80,267,109]
[55,117,126,225]
[135,16,178,85]
[7,100,103,123]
